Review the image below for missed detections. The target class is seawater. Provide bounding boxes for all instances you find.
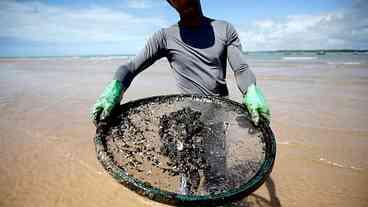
[1,52,367,65]
[244,51,368,65]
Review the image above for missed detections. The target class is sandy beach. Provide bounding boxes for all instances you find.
[0,56,367,207]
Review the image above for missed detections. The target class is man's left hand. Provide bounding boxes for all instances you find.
[243,84,271,125]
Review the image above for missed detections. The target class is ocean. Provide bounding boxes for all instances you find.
[1,51,367,65]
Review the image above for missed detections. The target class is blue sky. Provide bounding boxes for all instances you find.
[1,0,367,57]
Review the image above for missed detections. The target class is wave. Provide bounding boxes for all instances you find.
[85,55,132,60]
[326,62,361,65]
[0,55,134,61]
[282,56,318,61]
[276,141,290,145]
[341,62,361,65]
[319,158,364,171]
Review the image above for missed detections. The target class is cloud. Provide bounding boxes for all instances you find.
[254,20,275,29]
[127,0,153,9]
[0,0,168,45]
[238,1,368,50]
[1,0,367,56]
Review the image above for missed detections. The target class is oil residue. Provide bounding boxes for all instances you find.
[105,97,266,195]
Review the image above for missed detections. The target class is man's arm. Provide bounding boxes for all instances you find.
[226,23,256,95]
[90,29,167,123]
[226,23,270,125]
[114,29,167,91]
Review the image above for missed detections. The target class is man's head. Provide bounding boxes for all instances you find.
[166,0,202,17]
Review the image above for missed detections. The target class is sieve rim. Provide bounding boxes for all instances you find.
[94,94,276,206]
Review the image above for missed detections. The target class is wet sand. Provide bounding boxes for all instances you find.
[0,57,367,207]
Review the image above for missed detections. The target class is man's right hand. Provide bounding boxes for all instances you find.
[90,80,123,125]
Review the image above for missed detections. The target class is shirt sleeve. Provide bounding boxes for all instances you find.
[114,29,167,91]
[226,23,256,95]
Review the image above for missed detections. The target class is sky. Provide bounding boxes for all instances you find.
[0,0,367,57]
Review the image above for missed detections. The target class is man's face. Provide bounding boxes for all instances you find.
[167,0,200,16]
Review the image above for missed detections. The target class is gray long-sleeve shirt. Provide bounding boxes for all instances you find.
[114,17,256,97]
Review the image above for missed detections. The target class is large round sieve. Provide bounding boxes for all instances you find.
[94,94,276,205]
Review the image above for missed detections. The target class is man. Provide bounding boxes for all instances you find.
[91,0,270,193]
[91,0,270,125]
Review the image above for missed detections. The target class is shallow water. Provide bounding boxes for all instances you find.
[0,58,367,207]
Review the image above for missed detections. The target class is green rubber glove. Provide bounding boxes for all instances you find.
[91,80,123,124]
[243,84,271,125]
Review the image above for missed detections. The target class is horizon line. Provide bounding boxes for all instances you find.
[0,49,367,58]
